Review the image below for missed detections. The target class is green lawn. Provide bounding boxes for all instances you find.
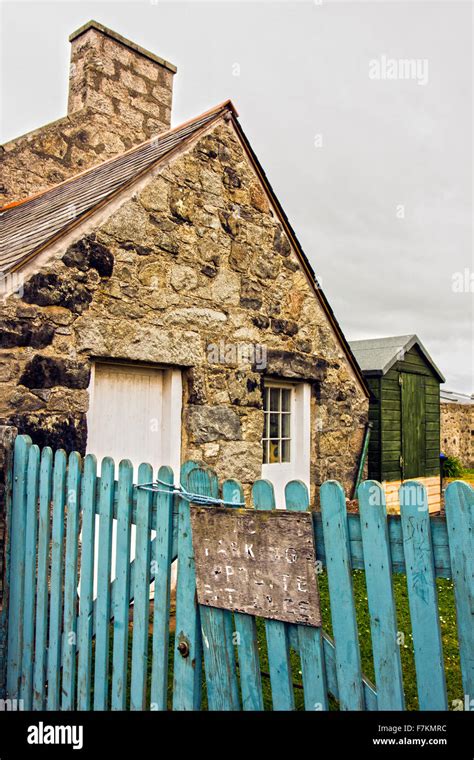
[104,570,461,711]
[446,468,474,486]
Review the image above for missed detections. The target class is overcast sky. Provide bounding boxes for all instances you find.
[1,0,472,392]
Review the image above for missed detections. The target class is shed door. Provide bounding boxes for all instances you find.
[401,373,426,479]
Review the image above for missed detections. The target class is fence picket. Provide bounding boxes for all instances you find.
[32,446,53,710]
[150,466,174,711]
[111,460,134,711]
[172,461,203,710]
[358,481,405,710]
[93,457,115,710]
[6,434,31,698]
[77,454,97,711]
[320,480,365,710]
[444,481,474,698]
[20,445,40,708]
[253,479,295,711]
[399,482,447,710]
[130,462,153,710]
[46,449,67,710]
[61,452,82,710]
[192,467,240,711]
[223,478,264,711]
[285,480,328,711]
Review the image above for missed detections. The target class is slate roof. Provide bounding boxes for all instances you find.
[0,101,235,274]
[349,334,445,382]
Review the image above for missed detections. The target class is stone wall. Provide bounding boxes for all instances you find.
[0,21,175,205]
[0,118,368,503]
[441,402,474,467]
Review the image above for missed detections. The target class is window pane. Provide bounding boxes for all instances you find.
[269,413,279,439]
[263,411,269,438]
[281,439,291,462]
[263,387,269,412]
[270,387,280,412]
[269,439,280,463]
[262,384,295,466]
[281,413,291,438]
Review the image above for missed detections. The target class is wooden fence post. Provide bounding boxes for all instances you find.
[0,425,17,699]
[399,481,447,710]
[445,481,474,700]
[320,480,365,710]
[6,434,31,699]
[358,480,405,710]
[253,479,295,711]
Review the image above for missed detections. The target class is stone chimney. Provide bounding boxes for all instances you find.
[0,21,177,205]
[68,21,176,136]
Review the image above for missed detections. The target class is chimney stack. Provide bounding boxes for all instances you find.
[68,20,176,137]
[1,21,177,205]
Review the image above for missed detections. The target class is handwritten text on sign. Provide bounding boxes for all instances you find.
[190,506,321,626]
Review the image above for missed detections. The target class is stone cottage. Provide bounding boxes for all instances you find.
[0,20,369,506]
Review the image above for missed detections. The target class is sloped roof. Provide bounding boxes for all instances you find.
[0,101,235,274]
[0,100,369,394]
[349,334,445,382]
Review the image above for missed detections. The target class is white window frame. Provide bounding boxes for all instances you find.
[261,379,311,508]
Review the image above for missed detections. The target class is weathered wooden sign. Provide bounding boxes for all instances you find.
[189,506,321,626]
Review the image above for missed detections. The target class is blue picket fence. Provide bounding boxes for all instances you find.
[1,434,472,710]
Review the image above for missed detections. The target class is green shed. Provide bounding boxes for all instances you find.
[349,335,445,511]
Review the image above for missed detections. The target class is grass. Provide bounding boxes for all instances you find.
[446,467,474,486]
[97,571,462,711]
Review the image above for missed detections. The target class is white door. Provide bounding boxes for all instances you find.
[261,381,311,508]
[87,362,182,475]
[86,362,182,592]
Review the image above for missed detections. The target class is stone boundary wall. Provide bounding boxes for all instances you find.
[440,402,474,468]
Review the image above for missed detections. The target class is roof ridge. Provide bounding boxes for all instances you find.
[349,334,415,344]
[1,100,238,213]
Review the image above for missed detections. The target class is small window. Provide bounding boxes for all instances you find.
[262,385,292,464]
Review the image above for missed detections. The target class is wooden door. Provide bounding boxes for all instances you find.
[87,362,182,474]
[401,373,426,479]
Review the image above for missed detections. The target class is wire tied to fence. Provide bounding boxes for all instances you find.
[137,477,245,507]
